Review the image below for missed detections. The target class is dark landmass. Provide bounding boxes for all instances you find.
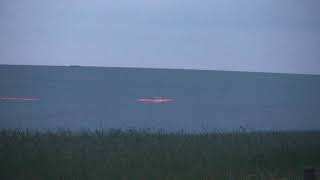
[0,129,319,179]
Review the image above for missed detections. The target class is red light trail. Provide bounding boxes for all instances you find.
[137,97,173,103]
[0,96,40,101]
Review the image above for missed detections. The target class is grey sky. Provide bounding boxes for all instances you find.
[1,0,320,74]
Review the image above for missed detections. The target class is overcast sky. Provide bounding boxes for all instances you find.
[0,0,320,74]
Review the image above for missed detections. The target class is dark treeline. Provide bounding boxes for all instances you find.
[0,129,320,180]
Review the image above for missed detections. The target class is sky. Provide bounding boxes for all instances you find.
[0,0,320,74]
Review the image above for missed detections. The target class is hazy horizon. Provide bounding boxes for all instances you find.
[1,63,320,76]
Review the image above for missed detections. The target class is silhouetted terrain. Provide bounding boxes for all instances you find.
[0,129,319,179]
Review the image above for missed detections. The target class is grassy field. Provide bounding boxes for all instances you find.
[0,129,319,180]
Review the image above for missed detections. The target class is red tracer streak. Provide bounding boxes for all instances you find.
[137,97,173,103]
[0,96,40,101]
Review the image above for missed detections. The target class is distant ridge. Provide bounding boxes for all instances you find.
[0,64,319,76]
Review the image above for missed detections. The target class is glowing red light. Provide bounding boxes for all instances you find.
[137,97,173,103]
[0,96,40,101]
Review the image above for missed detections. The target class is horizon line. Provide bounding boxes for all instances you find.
[1,63,319,76]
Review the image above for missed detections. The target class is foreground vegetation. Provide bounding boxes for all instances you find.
[0,129,319,180]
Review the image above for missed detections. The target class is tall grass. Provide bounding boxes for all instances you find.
[0,129,319,180]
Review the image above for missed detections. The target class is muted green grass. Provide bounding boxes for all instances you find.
[0,129,319,180]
